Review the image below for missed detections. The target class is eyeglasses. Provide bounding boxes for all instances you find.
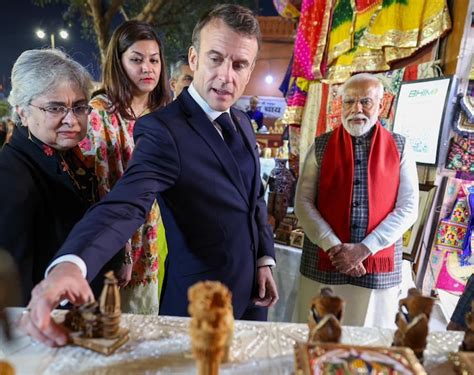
[342,97,377,110]
[29,103,92,117]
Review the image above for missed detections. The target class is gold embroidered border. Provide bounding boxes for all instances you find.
[325,63,355,83]
[283,106,304,125]
[418,8,451,48]
[384,46,416,63]
[328,38,353,65]
[359,4,450,50]
[311,0,333,79]
[360,28,420,49]
[325,49,389,83]
[352,49,390,71]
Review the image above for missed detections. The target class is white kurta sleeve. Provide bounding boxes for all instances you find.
[294,144,342,251]
[361,143,419,254]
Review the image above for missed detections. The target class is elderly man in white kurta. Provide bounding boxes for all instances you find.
[294,73,418,328]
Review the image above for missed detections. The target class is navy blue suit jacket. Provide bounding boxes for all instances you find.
[53,89,275,318]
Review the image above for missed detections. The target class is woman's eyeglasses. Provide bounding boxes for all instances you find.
[29,103,92,117]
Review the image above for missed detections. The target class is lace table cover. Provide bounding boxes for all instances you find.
[0,309,464,374]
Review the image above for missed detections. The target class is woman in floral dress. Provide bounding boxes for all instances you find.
[79,21,171,314]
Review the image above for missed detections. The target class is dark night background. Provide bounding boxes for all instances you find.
[0,0,278,97]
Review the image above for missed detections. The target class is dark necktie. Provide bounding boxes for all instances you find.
[215,112,255,197]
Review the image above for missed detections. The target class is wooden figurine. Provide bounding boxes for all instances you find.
[188,281,234,375]
[461,301,474,351]
[99,271,122,339]
[62,271,129,355]
[392,288,434,359]
[307,288,344,344]
[290,229,304,248]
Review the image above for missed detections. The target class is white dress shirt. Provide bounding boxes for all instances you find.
[47,83,274,278]
[294,137,419,254]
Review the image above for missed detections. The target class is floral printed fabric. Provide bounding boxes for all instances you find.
[79,93,164,314]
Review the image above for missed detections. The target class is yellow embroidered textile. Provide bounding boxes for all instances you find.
[327,1,385,82]
[360,0,451,52]
[326,0,451,82]
[327,0,356,64]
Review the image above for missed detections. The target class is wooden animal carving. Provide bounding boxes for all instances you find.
[308,288,344,344]
[393,288,434,359]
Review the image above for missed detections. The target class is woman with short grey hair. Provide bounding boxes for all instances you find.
[8,48,92,124]
[0,49,120,304]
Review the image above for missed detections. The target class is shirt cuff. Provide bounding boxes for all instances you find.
[45,255,87,278]
[257,256,276,268]
[361,236,380,254]
[319,234,342,252]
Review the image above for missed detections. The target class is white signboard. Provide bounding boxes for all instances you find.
[234,95,287,118]
[392,77,451,165]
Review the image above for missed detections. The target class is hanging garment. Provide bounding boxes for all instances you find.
[326,0,451,82]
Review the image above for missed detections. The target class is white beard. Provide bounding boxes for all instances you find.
[342,113,378,137]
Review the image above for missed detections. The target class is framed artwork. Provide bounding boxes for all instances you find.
[402,184,437,262]
[393,77,452,165]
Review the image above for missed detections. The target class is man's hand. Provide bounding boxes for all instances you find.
[253,266,279,308]
[116,262,133,288]
[328,243,371,274]
[344,263,367,277]
[18,262,94,347]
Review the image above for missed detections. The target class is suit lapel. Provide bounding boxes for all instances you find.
[231,108,260,209]
[178,90,249,206]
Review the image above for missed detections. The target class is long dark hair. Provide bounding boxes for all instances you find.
[100,20,171,120]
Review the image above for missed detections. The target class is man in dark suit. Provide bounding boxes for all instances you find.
[20,4,278,347]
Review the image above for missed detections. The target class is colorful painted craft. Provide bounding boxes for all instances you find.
[294,342,426,375]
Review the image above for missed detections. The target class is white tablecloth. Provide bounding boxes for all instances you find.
[0,309,464,375]
[270,244,419,327]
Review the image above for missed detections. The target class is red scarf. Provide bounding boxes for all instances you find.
[316,123,400,273]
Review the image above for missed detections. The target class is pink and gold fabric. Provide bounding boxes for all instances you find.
[285,0,332,125]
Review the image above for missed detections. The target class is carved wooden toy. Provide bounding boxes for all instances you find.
[62,271,129,355]
[307,287,344,344]
[188,281,234,375]
[392,288,434,359]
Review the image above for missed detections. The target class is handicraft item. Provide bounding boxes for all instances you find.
[454,94,474,134]
[61,271,129,355]
[307,287,343,344]
[267,158,296,232]
[188,281,234,375]
[294,342,426,375]
[392,288,434,359]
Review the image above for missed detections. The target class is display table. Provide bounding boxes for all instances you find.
[270,243,422,326]
[269,243,301,322]
[0,308,465,374]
